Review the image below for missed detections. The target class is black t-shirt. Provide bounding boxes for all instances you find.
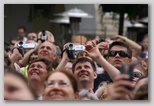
[94,72,113,91]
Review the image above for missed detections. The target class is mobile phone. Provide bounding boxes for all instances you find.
[120,64,134,81]
[120,64,134,90]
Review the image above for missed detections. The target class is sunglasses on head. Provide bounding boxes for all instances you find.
[131,72,142,78]
[109,50,130,58]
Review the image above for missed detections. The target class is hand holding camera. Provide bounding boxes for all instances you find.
[65,43,85,62]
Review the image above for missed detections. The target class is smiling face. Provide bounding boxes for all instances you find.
[38,41,56,61]
[28,61,48,83]
[73,61,97,83]
[43,72,77,100]
[107,45,132,69]
[4,73,35,100]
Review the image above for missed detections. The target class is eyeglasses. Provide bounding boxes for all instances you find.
[28,36,36,40]
[109,50,130,58]
[46,81,70,88]
[131,72,142,78]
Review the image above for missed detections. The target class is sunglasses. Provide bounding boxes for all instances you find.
[103,54,108,58]
[131,72,142,78]
[109,50,130,58]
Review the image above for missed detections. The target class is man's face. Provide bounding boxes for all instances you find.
[107,45,132,69]
[27,33,37,42]
[17,28,26,39]
[73,62,97,83]
[28,61,48,83]
[38,41,56,61]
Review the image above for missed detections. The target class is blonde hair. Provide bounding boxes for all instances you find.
[95,82,113,100]
[38,30,55,42]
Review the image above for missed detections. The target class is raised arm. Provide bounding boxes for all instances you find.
[111,35,142,56]
[84,41,120,82]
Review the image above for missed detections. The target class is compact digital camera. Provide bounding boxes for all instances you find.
[65,43,85,61]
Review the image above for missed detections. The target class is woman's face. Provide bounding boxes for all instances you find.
[4,73,34,100]
[43,72,77,100]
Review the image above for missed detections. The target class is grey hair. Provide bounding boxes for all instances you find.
[79,89,99,100]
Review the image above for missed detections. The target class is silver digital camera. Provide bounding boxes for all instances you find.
[65,43,85,61]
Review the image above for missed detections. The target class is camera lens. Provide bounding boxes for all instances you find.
[69,44,73,47]
[19,41,23,45]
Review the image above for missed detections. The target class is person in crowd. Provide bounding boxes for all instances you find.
[95,81,113,100]
[37,40,57,62]
[133,83,148,100]
[4,67,36,100]
[16,26,27,43]
[20,51,38,78]
[102,74,135,100]
[72,57,97,92]
[4,51,11,67]
[140,35,148,58]
[107,41,133,70]
[141,58,148,76]
[43,70,79,100]
[111,35,142,57]
[9,47,23,72]
[134,76,148,94]
[27,57,53,100]
[27,31,37,42]
[83,40,121,90]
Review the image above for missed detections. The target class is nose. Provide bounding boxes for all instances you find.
[80,67,86,72]
[115,52,120,58]
[42,47,48,51]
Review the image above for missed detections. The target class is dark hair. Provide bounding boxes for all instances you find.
[136,76,148,85]
[133,83,148,100]
[17,26,26,32]
[72,57,96,73]
[108,41,132,58]
[28,51,38,64]
[28,57,53,72]
[4,51,11,66]
[46,70,78,92]
[4,67,37,99]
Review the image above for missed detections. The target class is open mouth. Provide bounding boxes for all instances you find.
[30,71,39,75]
[79,73,89,77]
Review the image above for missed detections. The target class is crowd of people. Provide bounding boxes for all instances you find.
[4,26,148,100]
